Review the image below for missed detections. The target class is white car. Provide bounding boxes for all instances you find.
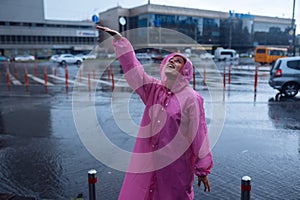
[14,55,35,61]
[136,53,152,61]
[214,48,239,61]
[56,54,83,65]
[49,54,59,62]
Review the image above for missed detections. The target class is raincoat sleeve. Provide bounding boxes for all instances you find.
[112,37,158,104]
[189,94,213,176]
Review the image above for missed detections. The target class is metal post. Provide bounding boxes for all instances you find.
[291,0,296,56]
[223,64,226,89]
[241,176,251,200]
[229,19,232,49]
[88,169,97,200]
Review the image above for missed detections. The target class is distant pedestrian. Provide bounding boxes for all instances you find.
[97,26,213,200]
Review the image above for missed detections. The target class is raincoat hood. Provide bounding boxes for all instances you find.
[160,53,193,93]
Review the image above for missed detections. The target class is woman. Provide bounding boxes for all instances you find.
[97,26,213,200]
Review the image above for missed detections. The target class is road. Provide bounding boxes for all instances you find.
[0,59,299,199]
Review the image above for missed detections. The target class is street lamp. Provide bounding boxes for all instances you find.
[291,0,296,56]
[119,16,127,37]
[229,10,234,49]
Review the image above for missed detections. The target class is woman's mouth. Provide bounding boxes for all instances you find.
[168,64,175,69]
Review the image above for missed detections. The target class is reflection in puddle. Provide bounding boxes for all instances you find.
[268,96,300,154]
[268,96,300,130]
[0,99,65,198]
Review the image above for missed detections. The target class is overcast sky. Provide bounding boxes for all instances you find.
[44,0,300,34]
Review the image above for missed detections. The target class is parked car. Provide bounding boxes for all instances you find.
[151,53,164,61]
[56,54,83,65]
[136,53,152,61]
[0,56,10,62]
[49,54,59,62]
[269,56,300,97]
[14,55,35,61]
[214,48,239,61]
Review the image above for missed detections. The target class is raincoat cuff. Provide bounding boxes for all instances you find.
[195,168,210,177]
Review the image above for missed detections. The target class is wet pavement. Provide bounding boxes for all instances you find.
[0,59,299,199]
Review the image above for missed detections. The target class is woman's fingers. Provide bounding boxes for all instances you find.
[95,25,106,30]
[96,26,113,32]
[96,25,122,40]
[197,176,211,192]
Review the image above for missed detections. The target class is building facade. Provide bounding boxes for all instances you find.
[99,4,298,54]
[0,0,98,58]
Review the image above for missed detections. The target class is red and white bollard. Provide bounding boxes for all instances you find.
[88,72,91,92]
[6,66,11,90]
[111,73,115,91]
[88,169,97,200]
[65,65,69,88]
[79,67,82,82]
[241,176,251,200]
[108,65,111,81]
[44,66,48,86]
[24,67,29,91]
[254,65,258,93]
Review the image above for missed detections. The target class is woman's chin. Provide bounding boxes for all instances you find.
[165,70,178,78]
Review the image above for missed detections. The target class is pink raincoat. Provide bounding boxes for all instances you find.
[113,37,213,200]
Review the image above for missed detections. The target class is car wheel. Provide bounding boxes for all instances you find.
[282,82,299,97]
[61,60,66,65]
[76,60,82,65]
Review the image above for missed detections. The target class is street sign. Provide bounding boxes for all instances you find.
[92,15,99,23]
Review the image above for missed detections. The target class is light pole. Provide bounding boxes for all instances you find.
[229,10,233,49]
[291,0,296,56]
[119,16,127,37]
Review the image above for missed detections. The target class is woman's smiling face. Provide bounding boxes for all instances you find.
[164,55,186,77]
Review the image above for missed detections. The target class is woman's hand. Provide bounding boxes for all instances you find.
[197,175,211,192]
[96,25,122,40]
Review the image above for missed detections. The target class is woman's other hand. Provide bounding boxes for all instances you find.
[197,175,211,192]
